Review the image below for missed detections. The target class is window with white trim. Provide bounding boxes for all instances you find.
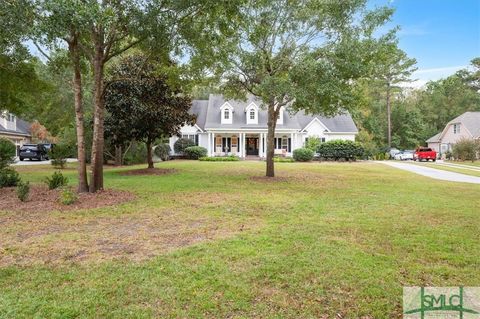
[181,134,198,145]
[453,123,460,134]
[249,110,255,120]
[224,109,230,120]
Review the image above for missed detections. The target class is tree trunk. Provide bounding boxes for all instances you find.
[68,33,89,193]
[266,103,277,177]
[114,145,122,166]
[386,82,392,148]
[89,36,105,192]
[146,140,154,169]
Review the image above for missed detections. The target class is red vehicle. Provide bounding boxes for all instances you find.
[414,147,437,162]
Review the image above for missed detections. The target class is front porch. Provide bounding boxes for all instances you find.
[206,131,299,158]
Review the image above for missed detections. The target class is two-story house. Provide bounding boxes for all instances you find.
[169,94,358,158]
[427,111,480,156]
[0,112,32,156]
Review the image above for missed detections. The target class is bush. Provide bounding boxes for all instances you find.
[0,138,16,169]
[16,181,30,202]
[154,143,171,161]
[123,142,147,165]
[199,156,240,162]
[49,143,72,169]
[304,137,321,152]
[184,146,208,159]
[59,188,77,205]
[293,148,314,162]
[452,138,479,161]
[174,138,195,154]
[45,171,68,190]
[317,140,364,161]
[0,167,20,187]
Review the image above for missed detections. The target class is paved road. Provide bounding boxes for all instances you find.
[379,161,480,184]
[12,158,78,166]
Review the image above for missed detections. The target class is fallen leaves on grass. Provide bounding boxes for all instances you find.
[0,185,135,213]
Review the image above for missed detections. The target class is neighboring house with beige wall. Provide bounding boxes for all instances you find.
[427,111,480,156]
[0,112,32,156]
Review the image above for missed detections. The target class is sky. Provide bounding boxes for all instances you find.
[370,0,480,87]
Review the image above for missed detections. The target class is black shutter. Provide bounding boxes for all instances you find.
[288,138,291,152]
[228,138,231,151]
[195,135,199,146]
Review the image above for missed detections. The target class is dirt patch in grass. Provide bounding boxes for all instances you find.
[119,168,176,176]
[0,191,258,266]
[0,185,135,213]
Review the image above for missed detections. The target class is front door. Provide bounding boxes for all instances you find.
[246,137,259,155]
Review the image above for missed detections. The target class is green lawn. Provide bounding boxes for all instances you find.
[1,161,479,318]
[445,160,480,167]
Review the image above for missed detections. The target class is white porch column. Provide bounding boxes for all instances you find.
[240,133,244,157]
[242,133,246,158]
[207,132,211,156]
[290,133,293,154]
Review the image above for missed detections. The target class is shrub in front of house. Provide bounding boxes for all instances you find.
[0,167,21,187]
[0,138,16,169]
[452,138,479,161]
[304,137,321,153]
[317,140,364,161]
[16,181,30,202]
[59,188,78,205]
[293,148,314,162]
[45,171,68,190]
[199,156,240,162]
[154,143,171,161]
[49,143,73,169]
[184,146,208,159]
[174,138,196,154]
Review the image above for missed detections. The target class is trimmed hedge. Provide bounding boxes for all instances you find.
[199,156,240,162]
[293,148,314,162]
[317,140,364,161]
[184,146,208,159]
[174,138,195,154]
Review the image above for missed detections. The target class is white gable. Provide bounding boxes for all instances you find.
[302,118,330,136]
[246,102,258,124]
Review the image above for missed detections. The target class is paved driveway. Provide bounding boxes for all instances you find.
[379,161,480,184]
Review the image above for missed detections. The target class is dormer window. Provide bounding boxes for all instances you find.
[220,102,233,124]
[245,102,258,124]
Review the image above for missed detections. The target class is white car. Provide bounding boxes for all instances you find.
[395,150,414,161]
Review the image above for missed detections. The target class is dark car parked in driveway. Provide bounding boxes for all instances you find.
[19,144,49,161]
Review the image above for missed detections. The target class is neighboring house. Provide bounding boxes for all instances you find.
[427,111,480,156]
[0,112,31,156]
[169,94,358,158]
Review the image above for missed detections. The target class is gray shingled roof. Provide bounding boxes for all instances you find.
[190,94,358,132]
[448,111,480,138]
[426,132,441,143]
[0,116,31,136]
